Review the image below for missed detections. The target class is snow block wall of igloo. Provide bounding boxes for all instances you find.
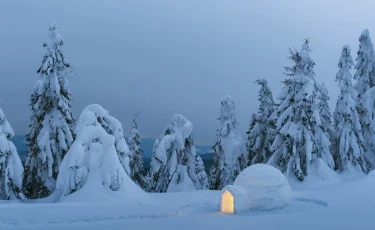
[53,104,153,204]
[233,164,291,211]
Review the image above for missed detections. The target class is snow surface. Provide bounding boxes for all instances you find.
[0,173,374,229]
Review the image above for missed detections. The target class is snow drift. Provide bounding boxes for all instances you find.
[53,104,151,203]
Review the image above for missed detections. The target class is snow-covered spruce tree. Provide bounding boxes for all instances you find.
[317,83,335,138]
[333,45,368,173]
[354,30,375,171]
[246,79,276,165]
[148,114,204,192]
[354,29,375,97]
[0,108,24,200]
[54,104,145,202]
[23,23,75,198]
[195,155,208,190]
[208,96,246,190]
[268,40,334,181]
[128,114,146,189]
[359,88,375,171]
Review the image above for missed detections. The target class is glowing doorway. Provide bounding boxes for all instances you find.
[221,190,234,213]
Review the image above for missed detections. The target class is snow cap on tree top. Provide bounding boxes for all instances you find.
[360,29,370,40]
[338,45,353,69]
[219,95,237,124]
[255,78,268,86]
[164,114,194,143]
[302,38,311,53]
[48,22,64,47]
[0,108,14,138]
[343,45,351,53]
[317,82,328,95]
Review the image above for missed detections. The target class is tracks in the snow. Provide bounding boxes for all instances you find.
[292,197,328,207]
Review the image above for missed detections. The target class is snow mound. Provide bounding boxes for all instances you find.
[53,104,152,204]
[233,164,291,210]
[289,159,341,190]
[365,170,375,182]
[167,165,196,193]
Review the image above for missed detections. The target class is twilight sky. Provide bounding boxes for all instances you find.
[0,0,374,145]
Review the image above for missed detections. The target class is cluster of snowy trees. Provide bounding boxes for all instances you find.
[2,24,375,201]
[243,30,375,184]
[0,24,151,200]
[206,29,375,189]
[0,23,210,200]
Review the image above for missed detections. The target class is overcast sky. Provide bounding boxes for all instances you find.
[0,0,374,145]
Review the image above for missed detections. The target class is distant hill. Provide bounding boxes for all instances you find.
[13,135,213,171]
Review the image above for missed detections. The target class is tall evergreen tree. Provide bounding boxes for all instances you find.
[128,114,146,189]
[268,40,334,181]
[208,96,246,190]
[23,23,75,198]
[148,114,204,192]
[333,45,368,173]
[354,29,375,171]
[246,79,276,165]
[317,83,334,137]
[317,83,336,161]
[0,108,24,200]
[354,29,375,97]
[194,155,208,190]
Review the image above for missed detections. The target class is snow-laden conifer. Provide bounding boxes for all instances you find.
[268,40,334,181]
[354,30,375,171]
[208,96,246,190]
[354,29,375,97]
[128,114,146,189]
[333,46,368,173]
[246,79,276,165]
[0,108,24,200]
[148,114,205,192]
[195,155,208,190]
[54,104,144,202]
[83,105,131,174]
[23,23,75,198]
[317,83,335,138]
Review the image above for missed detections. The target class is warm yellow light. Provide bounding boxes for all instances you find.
[221,190,234,213]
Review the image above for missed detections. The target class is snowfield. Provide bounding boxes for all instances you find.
[0,173,373,230]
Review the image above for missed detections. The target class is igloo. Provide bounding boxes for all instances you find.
[218,164,291,213]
